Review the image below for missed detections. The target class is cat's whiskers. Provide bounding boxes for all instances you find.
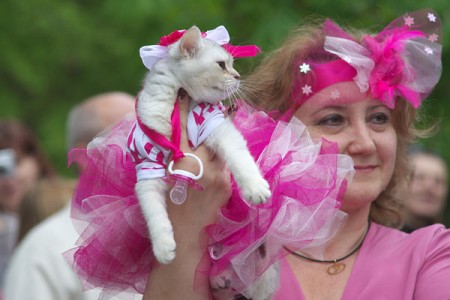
[233,90,246,106]
[238,79,272,101]
[236,81,258,105]
[223,79,236,108]
[224,77,240,103]
[225,78,258,107]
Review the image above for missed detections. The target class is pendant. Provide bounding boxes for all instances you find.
[327,261,346,275]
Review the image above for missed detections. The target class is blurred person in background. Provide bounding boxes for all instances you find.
[3,92,138,300]
[0,119,56,287]
[17,177,77,243]
[402,149,449,233]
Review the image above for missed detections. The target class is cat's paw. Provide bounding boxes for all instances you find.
[247,263,279,300]
[210,272,232,291]
[210,269,233,299]
[153,235,177,264]
[241,176,271,204]
[210,275,231,291]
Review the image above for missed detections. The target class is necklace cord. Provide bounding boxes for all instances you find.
[285,220,371,264]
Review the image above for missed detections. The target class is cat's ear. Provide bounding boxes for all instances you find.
[178,26,202,58]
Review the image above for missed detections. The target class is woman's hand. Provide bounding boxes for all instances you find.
[168,95,231,229]
[143,95,231,299]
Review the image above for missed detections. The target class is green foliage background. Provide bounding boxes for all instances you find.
[1,0,450,222]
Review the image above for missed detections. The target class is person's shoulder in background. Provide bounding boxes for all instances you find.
[3,204,101,300]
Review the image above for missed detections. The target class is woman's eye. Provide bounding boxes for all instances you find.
[369,112,390,124]
[317,114,344,126]
[217,61,226,70]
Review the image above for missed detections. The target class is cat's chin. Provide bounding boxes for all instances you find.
[193,98,224,104]
[191,93,229,104]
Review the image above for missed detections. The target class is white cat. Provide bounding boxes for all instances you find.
[129,26,271,266]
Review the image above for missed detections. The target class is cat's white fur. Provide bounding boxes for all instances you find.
[135,26,271,267]
[210,257,280,300]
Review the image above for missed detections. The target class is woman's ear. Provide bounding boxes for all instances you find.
[178,26,202,58]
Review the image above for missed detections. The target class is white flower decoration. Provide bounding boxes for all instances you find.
[404,16,414,27]
[429,33,438,43]
[425,47,433,55]
[299,63,311,74]
[330,90,340,99]
[427,13,437,22]
[302,84,312,95]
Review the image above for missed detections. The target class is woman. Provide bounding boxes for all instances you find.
[65,8,448,300]
[144,9,450,300]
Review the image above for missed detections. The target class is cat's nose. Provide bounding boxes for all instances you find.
[231,69,240,80]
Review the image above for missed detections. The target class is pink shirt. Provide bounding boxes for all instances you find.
[275,222,450,299]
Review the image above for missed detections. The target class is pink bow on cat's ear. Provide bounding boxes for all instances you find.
[178,26,202,59]
[139,25,261,70]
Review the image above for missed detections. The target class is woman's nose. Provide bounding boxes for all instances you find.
[347,124,376,155]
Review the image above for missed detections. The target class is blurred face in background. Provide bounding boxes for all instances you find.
[407,153,448,218]
[0,120,55,214]
[0,150,40,213]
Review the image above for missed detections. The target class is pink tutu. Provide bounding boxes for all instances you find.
[65,106,353,299]
[64,115,152,298]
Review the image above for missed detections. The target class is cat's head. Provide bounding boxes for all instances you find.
[167,26,240,104]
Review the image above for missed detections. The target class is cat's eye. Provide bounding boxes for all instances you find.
[217,61,226,70]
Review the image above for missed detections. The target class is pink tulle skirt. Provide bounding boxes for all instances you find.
[65,105,353,299]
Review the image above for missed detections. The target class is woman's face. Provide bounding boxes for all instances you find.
[294,82,397,212]
[0,155,40,213]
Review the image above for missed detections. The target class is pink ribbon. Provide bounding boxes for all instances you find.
[136,101,184,161]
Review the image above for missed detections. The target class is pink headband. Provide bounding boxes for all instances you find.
[291,8,442,110]
[139,25,261,70]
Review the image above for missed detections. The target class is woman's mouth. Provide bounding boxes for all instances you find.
[354,165,377,172]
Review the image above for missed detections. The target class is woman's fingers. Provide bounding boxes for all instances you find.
[177,94,191,150]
